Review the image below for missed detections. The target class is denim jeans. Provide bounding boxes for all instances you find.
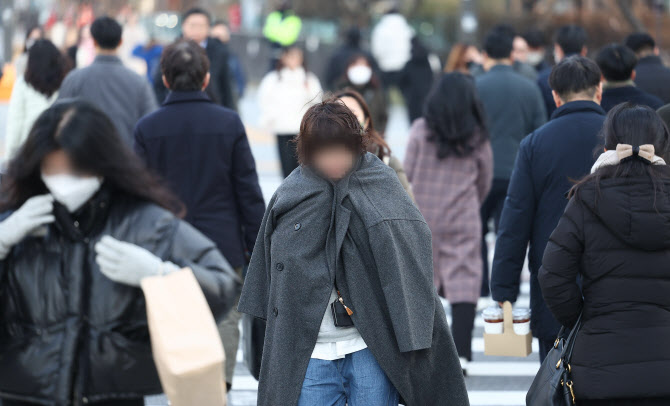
[297,348,399,406]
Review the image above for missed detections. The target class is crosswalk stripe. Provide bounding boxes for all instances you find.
[469,391,527,405]
[467,361,539,376]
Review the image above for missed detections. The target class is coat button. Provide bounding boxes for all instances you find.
[275,262,284,271]
[294,223,301,231]
[273,307,279,317]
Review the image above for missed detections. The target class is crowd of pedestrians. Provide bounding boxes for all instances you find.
[4,5,670,406]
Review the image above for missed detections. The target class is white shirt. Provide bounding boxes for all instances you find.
[371,14,414,72]
[310,288,368,360]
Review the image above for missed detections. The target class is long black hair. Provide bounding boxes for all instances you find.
[0,100,184,215]
[423,72,488,159]
[570,103,670,201]
[24,39,71,98]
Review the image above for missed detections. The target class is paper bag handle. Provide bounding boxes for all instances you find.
[502,301,514,335]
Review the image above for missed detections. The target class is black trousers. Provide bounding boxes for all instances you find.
[277,134,299,178]
[451,303,476,361]
[3,400,144,406]
[538,337,555,364]
[480,178,510,297]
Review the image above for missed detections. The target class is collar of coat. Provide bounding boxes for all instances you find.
[163,90,212,106]
[551,100,606,120]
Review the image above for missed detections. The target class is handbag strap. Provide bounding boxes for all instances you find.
[560,311,583,364]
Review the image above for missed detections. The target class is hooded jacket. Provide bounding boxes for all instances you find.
[0,191,240,405]
[238,153,469,406]
[539,177,670,400]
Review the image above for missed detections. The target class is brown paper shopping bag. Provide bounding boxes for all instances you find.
[141,268,227,406]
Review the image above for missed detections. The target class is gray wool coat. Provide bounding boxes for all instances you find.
[238,153,469,406]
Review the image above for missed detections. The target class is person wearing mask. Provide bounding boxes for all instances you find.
[475,27,546,298]
[490,56,605,362]
[400,37,435,122]
[540,103,670,405]
[238,98,469,406]
[257,45,322,178]
[371,7,413,90]
[325,26,380,91]
[404,73,493,373]
[523,28,551,72]
[134,40,264,390]
[154,8,235,109]
[624,32,670,103]
[211,20,246,99]
[335,89,412,198]
[444,43,483,74]
[537,25,588,118]
[6,39,70,158]
[335,55,388,134]
[511,34,538,80]
[596,44,663,112]
[58,17,157,145]
[0,100,240,406]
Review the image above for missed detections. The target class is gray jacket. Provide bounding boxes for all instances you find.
[58,55,157,144]
[238,153,469,406]
[475,64,546,179]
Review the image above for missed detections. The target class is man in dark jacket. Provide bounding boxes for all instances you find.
[624,32,670,104]
[135,40,264,388]
[491,56,606,362]
[154,8,235,110]
[475,28,546,297]
[537,25,588,119]
[596,44,663,112]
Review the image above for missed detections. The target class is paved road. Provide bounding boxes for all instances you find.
[0,93,539,406]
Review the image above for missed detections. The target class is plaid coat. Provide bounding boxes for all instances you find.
[405,119,493,304]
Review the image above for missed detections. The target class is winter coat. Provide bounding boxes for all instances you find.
[475,64,547,180]
[5,78,58,159]
[490,101,605,341]
[371,13,413,72]
[400,39,434,123]
[0,190,241,405]
[404,119,493,304]
[58,55,158,145]
[257,67,322,135]
[238,153,469,406]
[154,37,236,110]
[540,177,670,400]
[134,91,265,268]
[634,55,670,103]
[386,155,414,200]
[600,84,664,112]
[334,78,388,134]
[537,66,556,120]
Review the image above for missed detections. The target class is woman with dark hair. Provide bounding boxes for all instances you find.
[404,72,493,374]
[335,88,412,199]
[14,25,45,76]
[335,54,388,134]
[238,98,469,406]
[0,100,240,406]
[258,45,322,178]
[539,103,670,405]
[6,39,70,158]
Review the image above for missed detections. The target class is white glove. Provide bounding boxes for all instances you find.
[94,235,178,286]
[0,194,55,260]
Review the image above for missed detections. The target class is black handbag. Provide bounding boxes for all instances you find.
[526,312,582,406]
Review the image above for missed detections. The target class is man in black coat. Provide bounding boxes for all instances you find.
[536,25,589,119]
[134,40,264,388]
[154,7,235,110]
[596,43,663,112]
[624,32,670,104]
[491,56,606,362]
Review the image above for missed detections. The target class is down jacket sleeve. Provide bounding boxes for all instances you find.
[538,198,585,327]
[368,218,435,353]
[169,219,242,322]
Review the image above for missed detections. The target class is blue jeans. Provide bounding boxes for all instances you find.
[298,348,398,406]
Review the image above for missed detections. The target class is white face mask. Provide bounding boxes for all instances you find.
[41,174,103,213]
[526,51,544,66]
[347,65,373,86]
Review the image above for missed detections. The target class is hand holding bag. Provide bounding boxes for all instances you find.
[141,268,227,406]
[526,313,582,406]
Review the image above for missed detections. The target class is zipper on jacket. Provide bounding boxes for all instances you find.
[72,241,91,405]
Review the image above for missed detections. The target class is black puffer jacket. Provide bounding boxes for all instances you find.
[0,191,241,405]
[539,177,670,401]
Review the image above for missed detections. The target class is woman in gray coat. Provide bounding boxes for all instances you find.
[238,98,469,406]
